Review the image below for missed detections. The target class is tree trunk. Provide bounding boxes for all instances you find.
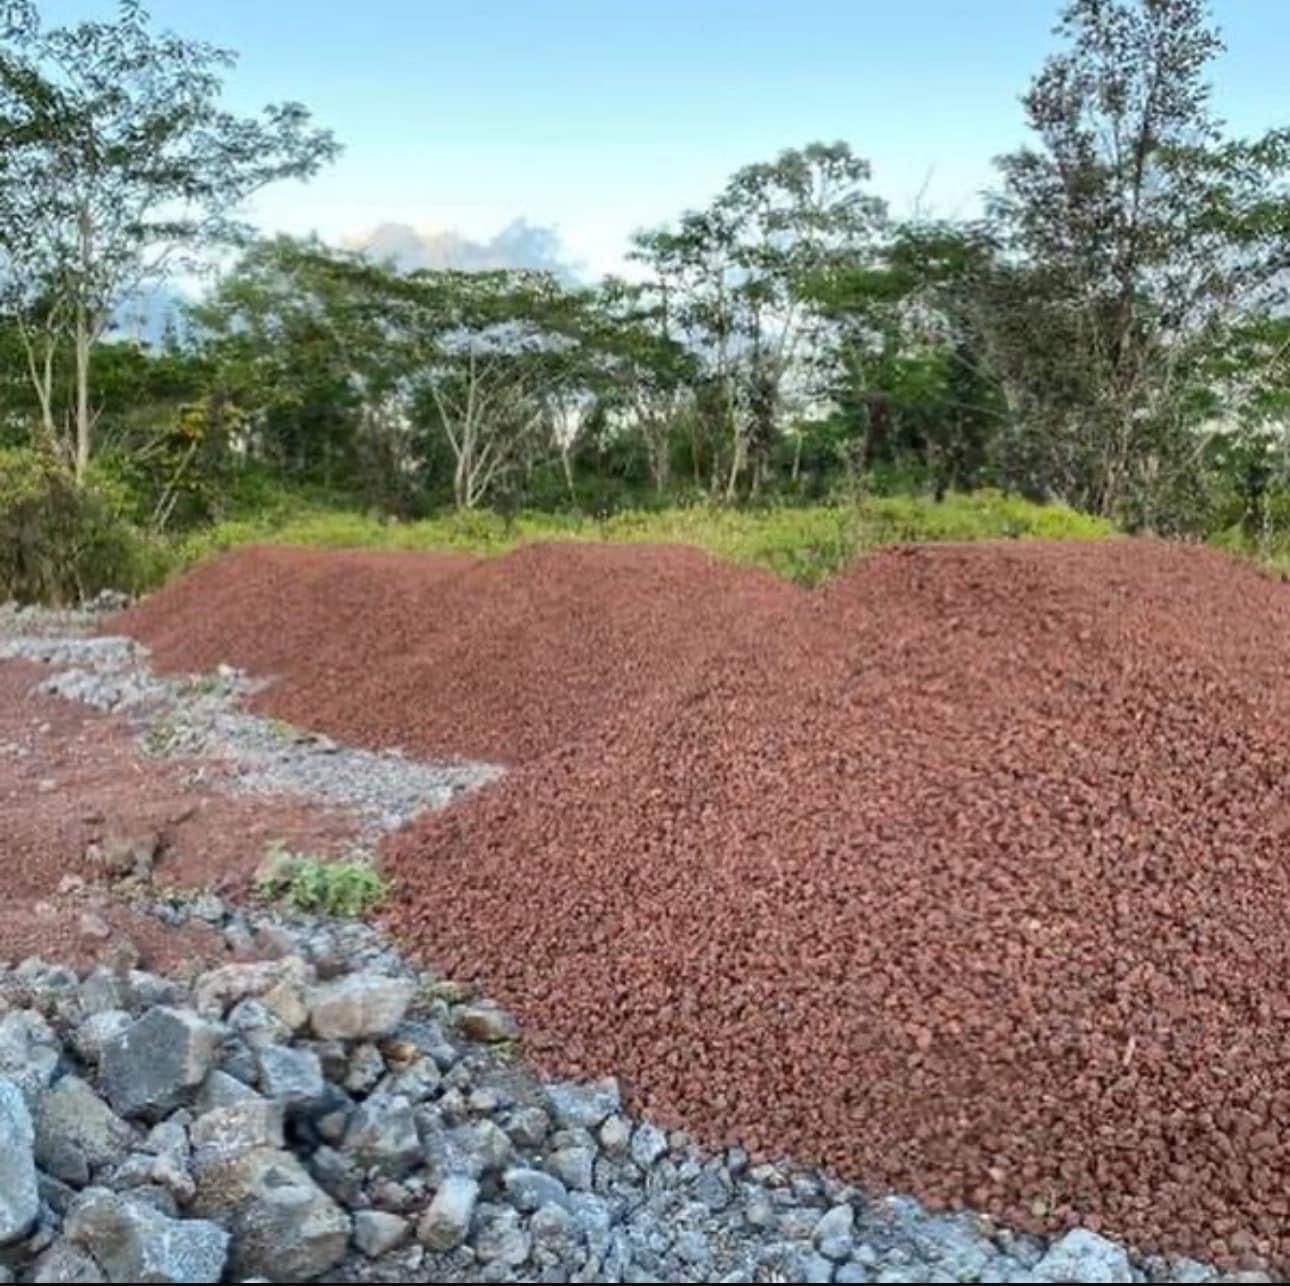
[74,205,93,484]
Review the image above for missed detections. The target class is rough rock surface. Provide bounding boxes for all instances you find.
[16,540,1290,1276]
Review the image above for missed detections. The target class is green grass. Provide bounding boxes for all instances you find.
[174,489,1113,587]
[254,844,390,919]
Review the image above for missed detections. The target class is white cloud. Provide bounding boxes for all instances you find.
[345,218,583,280]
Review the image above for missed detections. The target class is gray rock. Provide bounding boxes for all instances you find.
[191,1147,349,1281]
[308,1145,364,1207]
[598,1114,631,1157]
[545,1079,620,1131]
[100,1009,223,1121]
[549,1145,596,1192]
[530,1201,578,1258]
[0,1079,38,1245]
[416,1175,479,1251]
[674,1229,711,1268]
[341,1095,421,1178]
[64,1187,228,1283]
[475,1205,531,1266]
[835,1265,871,1285]
[190,1099,284,1157]
[193,1071,259,1113]
[1032,1230,1133,1283]
[393,1019,460,1071]
[353,1209,409,1258]
[343,1043,386,1095]
[254,1044,323,1107]
[506,1105,551,1148]
[307,974,415,1040]
[629,1123,668,1170]
[504,1167,570,1213]
[35,1077,136,1182]
[227,999,291,1051]
[78,971,131,1018]
[71,1011,133,1065]
[691,1165,734,1211]
[28,1240,107,1283]
[815,1203,856,1261]
[0,1011,60,1104]
[419,1114,508,1183]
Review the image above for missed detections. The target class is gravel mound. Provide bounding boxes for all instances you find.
[0,894,1238,1284]
[113,541,797,764]
[117,537,1290,1273]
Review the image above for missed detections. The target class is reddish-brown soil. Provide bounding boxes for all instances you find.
[0,659,362,970]
[117,537,1290,1271]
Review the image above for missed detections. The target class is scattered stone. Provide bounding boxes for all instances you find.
[34,1076,135,1182]
[191,1099,285,1158]
[28,1240,106,1283]
[417,1175,479,1251]
[504,1167,570,1213]
[0,1078,38,1245]
[100,1008,223,1120]
[254,1043,324,1107]
[475,1205,531,1266]
[456,1003,518,1044]
[815,1203,856,1261]
[353,1209,410,1258]
[307,975,415,1041]
[63,1187,229,1283]
[1032,1229,1134,1283]
[341,1094,421,1178]
[630,1122,669,1170]
[192,1147,350,1280]
[548,1145,596,1192]
[545,1078,620,1131]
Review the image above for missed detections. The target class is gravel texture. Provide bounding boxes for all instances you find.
[1,625,499,839]
[0,892,1253,1284]
[114,537,1290,1275]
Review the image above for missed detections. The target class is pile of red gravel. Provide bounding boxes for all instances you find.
[119,538,1290,1271]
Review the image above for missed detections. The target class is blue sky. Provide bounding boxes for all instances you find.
[39,0,1290,279]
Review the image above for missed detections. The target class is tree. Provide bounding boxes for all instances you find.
[632,142,886,500]
[986,0,1290,525]
[0,0,338,480]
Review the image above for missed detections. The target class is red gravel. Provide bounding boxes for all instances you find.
[119,537,1290,1272]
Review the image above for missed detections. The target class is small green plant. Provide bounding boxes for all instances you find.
[183,673,223,697]
[254,843,390,918]
[143,715,181,756]
[266,718,296,743]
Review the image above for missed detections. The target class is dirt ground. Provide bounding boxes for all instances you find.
[0,658,363,970]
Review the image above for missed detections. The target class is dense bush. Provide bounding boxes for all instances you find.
[0,448,171,605]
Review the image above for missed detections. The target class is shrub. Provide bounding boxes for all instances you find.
[0,447,172,605]
[254,844,390,919]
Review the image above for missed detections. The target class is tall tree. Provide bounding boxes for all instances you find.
[632,142,886,500]
[986,0,1290,525]
[0,0,338,480]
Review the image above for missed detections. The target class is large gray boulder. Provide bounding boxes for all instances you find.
[340,1094,421,1178]
[0,1078,38,1245]
[100,1009,224,1121]
[1032,1229,1133,1283]
[307,974,415,1041]
[35,1076,136,1184]
[191,1146,350,1281]
[63,1187,228,1283]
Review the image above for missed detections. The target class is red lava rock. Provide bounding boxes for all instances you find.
[117,537,1290,1272]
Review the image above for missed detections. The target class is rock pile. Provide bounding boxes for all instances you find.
[0,917,1233,1286]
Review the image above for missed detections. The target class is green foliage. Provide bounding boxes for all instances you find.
[0,447,171,604]
[254,844,389,919]
[176,490,1111,587]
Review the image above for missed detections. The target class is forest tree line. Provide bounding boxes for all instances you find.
[1,0,1288,580]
